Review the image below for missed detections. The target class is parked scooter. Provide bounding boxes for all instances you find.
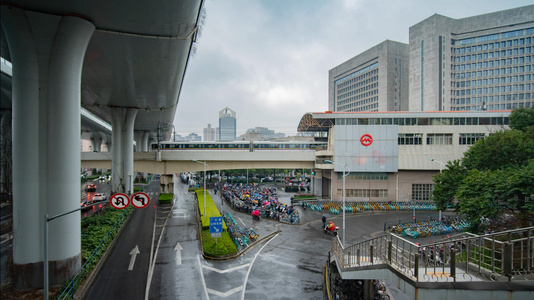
[323,221,339,236]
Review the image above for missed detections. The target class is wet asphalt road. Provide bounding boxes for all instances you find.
[82,177,455,299]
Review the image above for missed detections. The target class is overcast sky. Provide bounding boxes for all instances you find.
[174,0,532,137]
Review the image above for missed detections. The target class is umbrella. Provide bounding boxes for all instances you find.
[322,214,331,218]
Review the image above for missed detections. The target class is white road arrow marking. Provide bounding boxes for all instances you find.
[207,286,243,297]
[128,245,140,271]
[174,242,183,265]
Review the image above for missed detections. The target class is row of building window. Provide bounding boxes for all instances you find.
[453,60,533,72]
[337,80,379,102]
[344,102,379,112]
[451,101,532,111]
[454,66,533,80]
[337,70,379,92]
[454,47,533,63]
[335,116,509,126]
[397,133,485,145]
[453,93,533,104]
[454,86,533,96]
[338,95,378,111]
[334,62,379,86]
[454,31,534,48]
[412,184,434,201]
[454,75,532,88]
[337,172,388,180]
[336,189,388,199]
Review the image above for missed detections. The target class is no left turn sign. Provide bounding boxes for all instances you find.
[110,193,130,209]
[131,192,150,209]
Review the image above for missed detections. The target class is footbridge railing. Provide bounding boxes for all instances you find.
[330,226,534,283]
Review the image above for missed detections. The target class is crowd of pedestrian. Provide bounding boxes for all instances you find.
[222,183,300,223]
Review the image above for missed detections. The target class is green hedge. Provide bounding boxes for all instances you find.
[196,189,227,231]
[201,230,237,257]
[159,193,173,204]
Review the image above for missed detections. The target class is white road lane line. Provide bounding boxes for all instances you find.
[207,286,243,297]
[202,263,251,274]
[198,254,211,300]
[241,233,279,300]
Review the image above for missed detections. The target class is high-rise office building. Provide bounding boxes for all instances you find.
[329,5,534,113]
[203,124,218,141]
[410,5,534,112]
[219,107,236,141]
[329,40,410,112]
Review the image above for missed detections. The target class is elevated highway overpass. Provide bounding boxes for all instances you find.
[1,0,204,290]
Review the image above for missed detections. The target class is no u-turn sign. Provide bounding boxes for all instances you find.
[110,193,129,209]
[109,192,151,209]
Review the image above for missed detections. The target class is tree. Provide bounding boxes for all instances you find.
[431,107,534,232]
[509,106,534,132]
[457,160,534,230]
[462,129,534,171]
[431,160,466,210]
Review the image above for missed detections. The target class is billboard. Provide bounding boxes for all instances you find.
[334,125,398,172]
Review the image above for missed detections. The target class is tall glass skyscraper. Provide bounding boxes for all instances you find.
[218,107,236,141]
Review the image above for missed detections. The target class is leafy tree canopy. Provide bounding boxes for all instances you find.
[432,107,534,232]
[509,106,534,132]
[462,129,534,171]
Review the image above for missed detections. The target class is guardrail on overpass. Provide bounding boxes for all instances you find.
[329,227,534,299]
[81,150,318,174]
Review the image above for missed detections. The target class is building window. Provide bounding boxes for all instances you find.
[459,133,485,145]
[412,184,434,201]
[398,133,423,145]
[342,189,388,199]
[427,134,453,145]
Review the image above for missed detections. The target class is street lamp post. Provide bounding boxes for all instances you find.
[192,160,208,216]
[324,160,349,247]
[429,158,446,221]
[128,173,132,196]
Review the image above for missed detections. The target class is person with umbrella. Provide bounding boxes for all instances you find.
[252,208,260,221]
[322,215,327,229]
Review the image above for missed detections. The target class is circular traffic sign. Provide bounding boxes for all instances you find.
[110,193,130,209]
[360,134,373,146]
[131,192,150,209]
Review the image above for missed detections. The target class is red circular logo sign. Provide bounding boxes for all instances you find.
[360,134,373,146]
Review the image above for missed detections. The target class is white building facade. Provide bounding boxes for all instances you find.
[305,111,511,202]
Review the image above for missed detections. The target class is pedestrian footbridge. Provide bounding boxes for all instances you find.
[328,226,534,299]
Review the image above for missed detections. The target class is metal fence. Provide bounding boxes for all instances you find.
[56,208,130,299]
[331,226,534,283]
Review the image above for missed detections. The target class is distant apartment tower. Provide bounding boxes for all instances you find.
[329,40,410,112]
[186,133,201,141]
[203,124,219,141]
[219,107,236,141]
[409,5,534,112]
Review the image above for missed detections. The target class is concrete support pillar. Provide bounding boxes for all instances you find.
[105,139,112,153]
[110,108,137,194]
[1,5,94,289]
[0,111,12,194]
[142,131,150,151]
[90,132,102,152]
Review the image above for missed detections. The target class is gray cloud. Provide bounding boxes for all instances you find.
[174,0,532,137]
